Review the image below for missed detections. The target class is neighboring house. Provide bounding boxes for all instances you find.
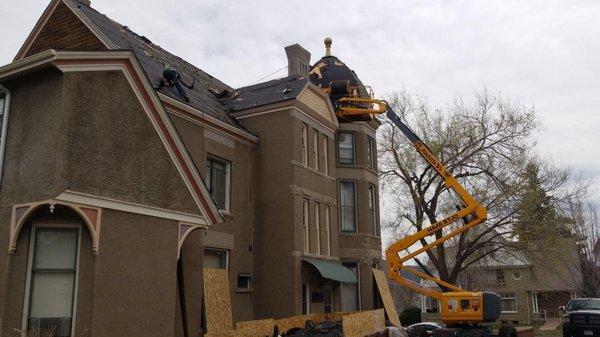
[0,1,383,337]
[418,238,581,325]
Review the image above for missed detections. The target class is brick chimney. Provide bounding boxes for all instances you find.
[284,44,311,77]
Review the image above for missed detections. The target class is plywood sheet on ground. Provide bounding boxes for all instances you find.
[203,268,233,333]
[373,268,402,327]
[342,309,386,337]
[235,318,275,337]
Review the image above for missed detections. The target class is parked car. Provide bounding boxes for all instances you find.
[561,298,600,337]
[407,322,444,337]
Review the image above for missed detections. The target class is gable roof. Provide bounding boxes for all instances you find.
[0,49,224,225]
[224,75,309,112]
[15,0,246,132]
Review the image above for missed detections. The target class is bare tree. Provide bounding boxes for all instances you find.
[568,200,600,297]
[379,90,577,286]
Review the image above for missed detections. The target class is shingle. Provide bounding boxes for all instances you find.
[68,0,247,130]
[224,75,309,112]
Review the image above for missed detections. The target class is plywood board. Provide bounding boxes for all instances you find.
[373,268,402,327]
[203,268,233,333]
[274,314,309,332]
[342,310,386,337]
[235,318,275,337]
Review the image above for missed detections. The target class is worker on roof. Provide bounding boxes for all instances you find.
[155,65,195,102]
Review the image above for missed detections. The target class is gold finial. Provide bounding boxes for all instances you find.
[324,37,332,56]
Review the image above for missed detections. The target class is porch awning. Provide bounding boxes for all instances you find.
[302,258,358,284]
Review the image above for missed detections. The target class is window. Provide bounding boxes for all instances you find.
[0,90,9,184]
[301,123,308,166]
[368,184,378,236]
[322,137,329,175]
[25,226,80,337]
[324,206,331,256]
[323,288,334,313]
[314,203,320,255]
[495,269,505,284]
[512,271,521,280]
[338,132,355,165]
[341,261,360,311]
[302,198,310,253]
[206,157,230,211]
[339,181,357,232]
[366,136,375,169]
[237,274,251,290]
[531,292,539,314]
[500,292,517,313]
[313,130,319,170]
[204,249,228,269]
[302,284,310,314]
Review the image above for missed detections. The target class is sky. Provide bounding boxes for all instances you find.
[1,0,599,212]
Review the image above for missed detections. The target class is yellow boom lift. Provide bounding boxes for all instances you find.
[327,81,507,337]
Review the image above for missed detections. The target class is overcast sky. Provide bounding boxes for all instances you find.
[2,0,599,209]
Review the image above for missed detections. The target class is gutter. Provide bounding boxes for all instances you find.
[0,84,11,186]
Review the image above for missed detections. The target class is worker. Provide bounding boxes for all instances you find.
[155,65,195,102]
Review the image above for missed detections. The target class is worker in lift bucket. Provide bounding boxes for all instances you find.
[155,65,196,102]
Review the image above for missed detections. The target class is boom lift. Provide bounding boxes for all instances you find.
[328,81,503,334]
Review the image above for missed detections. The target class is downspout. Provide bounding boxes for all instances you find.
[0,84,11,185]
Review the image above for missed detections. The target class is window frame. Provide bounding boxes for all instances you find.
[368,184,379,236]
[337,131,355,165]
[314,202,320,255]
[323,288,334,313]
[302,283,310,314]
[313,129,319,171]
[339,180,358,233]
[302,198,310,253]
[341,260,361,311]
[236,273,252,291]
[0,87,11,186]
[366,135,375,170]
[324,205,331,256]
[22,222,82,337]
[203,248,229,270]
[499,292,518,313]
[301,123,308,166]
[322,136,329,175]
[206,155,231,212]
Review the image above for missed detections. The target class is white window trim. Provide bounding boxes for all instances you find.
[207,156,231,212]
[0,85,11,186]
[532,292,539,314]
[204,247,229,270]
[22,222,82,337]
[500,292,518,313]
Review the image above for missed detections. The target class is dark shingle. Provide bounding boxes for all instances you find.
[68,0,246,130]
[224,75,309,112]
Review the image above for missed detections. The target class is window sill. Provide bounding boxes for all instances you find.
[501,311,518,314]
[235,288,253,293]
[340,232,381,239]
[219,210,234,219]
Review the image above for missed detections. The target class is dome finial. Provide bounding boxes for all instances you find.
[324,37,332,56]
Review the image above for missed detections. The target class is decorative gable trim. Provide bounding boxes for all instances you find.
[13,0,114,61]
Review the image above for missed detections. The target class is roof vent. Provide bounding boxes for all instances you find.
[284,44,311,78]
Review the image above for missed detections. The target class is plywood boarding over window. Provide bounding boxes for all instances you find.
[203,268,233,332]
[342,309,386,337]
[235,319,275,337]
[372,268,401,327]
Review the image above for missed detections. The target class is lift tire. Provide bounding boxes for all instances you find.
[497,326,517,337]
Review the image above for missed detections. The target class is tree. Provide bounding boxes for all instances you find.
[568,200,600,297]
[379,90,577,286]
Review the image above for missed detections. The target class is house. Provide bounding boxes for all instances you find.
[418,238,582,325]
[0,1,383,336]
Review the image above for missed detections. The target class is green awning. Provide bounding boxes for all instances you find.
[302,258,358,284]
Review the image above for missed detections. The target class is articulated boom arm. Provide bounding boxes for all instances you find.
[337,97,488,300]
